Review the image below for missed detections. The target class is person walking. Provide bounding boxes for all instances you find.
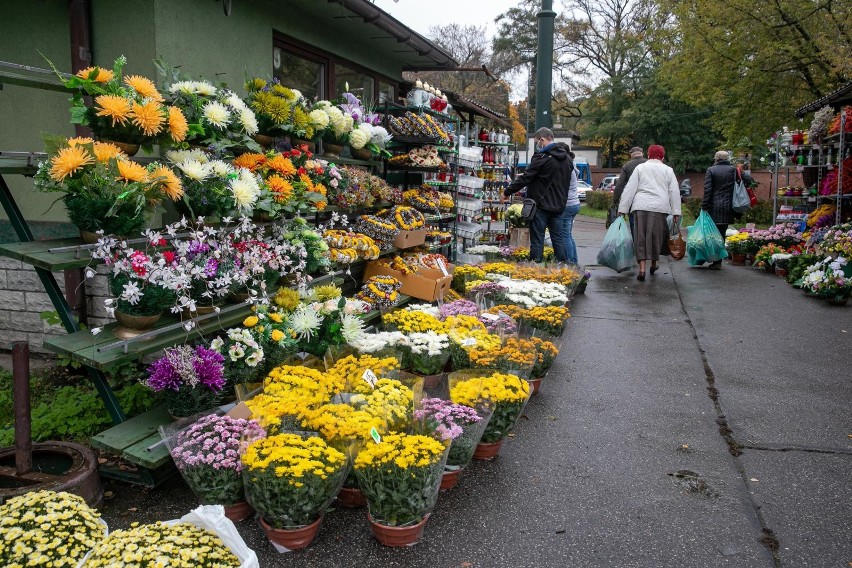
[504,127,571,263]
[555,145,582,264]
[702,150,740,270]
[608,146,647,228]
[617,145,681,281]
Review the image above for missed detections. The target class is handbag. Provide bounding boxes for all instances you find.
[732,170,750,213]
[520,198,538,220]
[746,185,758,207]
[668,218,686,261]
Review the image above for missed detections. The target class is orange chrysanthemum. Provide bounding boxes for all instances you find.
[233,153,266,172]
[49,145,94,181]
[92,141,124,163]
[299,173,314,191]
[75,66,114,83]
[115,159,148,183]
[314,182,327,197]
[66,137,95,148]
[150,165,184,200]
[167,106,189,142]
[266,174,294,203]
[266,155,296,176]
[94,94,131,126]
[124,75,163,102]
[315,200,327,211]
[130,100,165,136]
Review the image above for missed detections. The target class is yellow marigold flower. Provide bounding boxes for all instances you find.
[94,94,131,126]
[124,74,163,101]
[115,159,148,183]
[75,66,113,83]
[49,145,94,181]
[266,174,294,203]
[168,105,189,142]
[150,165,183,200]
[243,315,259,327]
[233,152,266,172]
[267,155,296,176]
[130,99,165,136]
[92,141,124,162]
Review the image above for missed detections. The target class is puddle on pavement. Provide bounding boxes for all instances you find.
[668,469,720,498]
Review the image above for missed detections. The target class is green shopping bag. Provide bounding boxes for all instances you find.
[686,210,729,266]
[597,216,635,272]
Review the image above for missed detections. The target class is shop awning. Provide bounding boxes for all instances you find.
[794,80,852,117]
[398,80,510,127]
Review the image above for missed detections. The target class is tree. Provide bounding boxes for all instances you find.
[655,0,851,146]
[508,102,528,145]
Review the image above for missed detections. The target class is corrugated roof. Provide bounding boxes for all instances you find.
[794,80,852,117]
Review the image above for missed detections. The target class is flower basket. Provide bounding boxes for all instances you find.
[351,147,374,161]
[113,310,161,339]
[324,142,344,157]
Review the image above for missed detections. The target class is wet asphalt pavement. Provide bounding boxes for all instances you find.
[99,215,851,567]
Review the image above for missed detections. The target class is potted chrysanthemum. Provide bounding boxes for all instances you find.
[146,344,226,418]
[242,433,349,550]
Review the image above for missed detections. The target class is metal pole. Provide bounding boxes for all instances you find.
[12,341,32,475]
[535,0,556,131]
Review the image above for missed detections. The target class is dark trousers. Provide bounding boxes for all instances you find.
[711,224,728,265]
[530,208,568,263]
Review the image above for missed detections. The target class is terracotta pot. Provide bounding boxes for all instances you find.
[776,268,788,278]
[368,513,430,547]
[336,486,367,508]
[731,253,746,265]
[440,468,462,491]
[324,143,344,158]
[473,439,504,461]
[259,515,322,551]
[252,133,276,148]
[100,139,139,156]
[223,501,254,522]
[350,147,373,161]
[114,311,161,339]
[528,378,542,395]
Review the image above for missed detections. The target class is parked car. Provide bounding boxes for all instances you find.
[680,178,691,198]
[598,174,619,191]
[576,180,592,201]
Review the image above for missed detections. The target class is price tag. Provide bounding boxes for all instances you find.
[370,427,382,444]
[480,313,500,321]
[436,259,449,277]
[460,338,477,347]
[362,369,378,389]
[746,223,755,230]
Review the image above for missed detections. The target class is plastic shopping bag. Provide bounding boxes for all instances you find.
[686,210,729,266]
[596,216,635,272]
[732,175,750,213]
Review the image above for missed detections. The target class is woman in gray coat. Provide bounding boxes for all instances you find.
[702,150,738,269]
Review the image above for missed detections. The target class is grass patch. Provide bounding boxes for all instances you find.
[579,205,607,219]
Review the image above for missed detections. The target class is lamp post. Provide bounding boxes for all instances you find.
[535,0,556,131]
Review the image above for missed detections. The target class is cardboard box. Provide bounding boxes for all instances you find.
[364,261,454,302]
[393,229,428,249]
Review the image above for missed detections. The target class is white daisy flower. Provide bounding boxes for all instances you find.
[202,101,231,129]
[223,91,247,111]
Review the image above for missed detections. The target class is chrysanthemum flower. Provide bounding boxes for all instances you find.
[167,105,189,142]
[250,91,291,124]
[130,100,165,136]
[266,174,294,203]
[116,159,148,183]
[239,108,259,134]
[230,172,260,210]
[94,94,131,126]
[150,165,183,200]
[203,101,231,128]
[124,75,163,101]
[176,159,210,181]
[49,145,94,181]
[92,141,124,162]
[194,81,217,97]
[267,155,296,176]
[75,66,114,83]
[233,152,266,172]
[66,136,95,147]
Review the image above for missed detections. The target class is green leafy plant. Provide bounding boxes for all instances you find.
[585,190,614,211]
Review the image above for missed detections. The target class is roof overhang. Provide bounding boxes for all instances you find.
[399,79,509,126]
[794,81,852,117]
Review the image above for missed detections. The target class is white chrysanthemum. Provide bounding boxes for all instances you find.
[169,81,197,95]
[203,101,231,129]
[222,91,247,111]
[348,127,370,149]
[313,100,331,110]
[340,312,366,344]
[341,113,354,134]
[186,148,210,163]
[370,125,392,147]
[238,108,259,135]
[325,106,345,134]
[289,305,322,339]
[194,81,218,96]
[229,170,260,210]
[208,160,233,177]
[177,159,211,181]
[166,149,191,164]
[309,109,329,129]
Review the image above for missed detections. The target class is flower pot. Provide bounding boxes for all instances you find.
[764,264,776,274]
[100,139,139,156]
[473,439,504,461]
[775,268,788,278]
[528,377,542,395]
[259,515,322,551]
[440,468,462,491]
[368,513,430,547]
[827,295,849,306]
[181,305,217,320]
[294,138,316,153]
[252,134,276,148]
[114,311,161,340]
[350,147,373,161]
[80,230,101,245]
[323,143,344,158]
[730,253,746,265]
[336,486,367,508]
[223,501,254,522]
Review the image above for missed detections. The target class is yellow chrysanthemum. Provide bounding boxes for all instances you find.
[75,66,114,83]
[233,152,266,172]
[250,91,291,124]
[150,165,183,200]
[124,74,163,101]
[66,136,95,148]
[92,141,124,163]
[267,155,296,176]
[266,174,294,203]
[94,94,131,126]
[243,315,259,328]
[245,77,267,92]
[49,145,94,181]
[115,159,148,183]
[130,99,165,136]
[167,105,189,142]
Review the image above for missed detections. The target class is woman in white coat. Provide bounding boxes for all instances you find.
[617,145,681,281]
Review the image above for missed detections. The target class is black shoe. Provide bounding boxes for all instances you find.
[708,262,722,270]
[637,272,646,281]
[650,264,659,275]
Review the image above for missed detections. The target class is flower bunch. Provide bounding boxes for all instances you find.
[265,364,345,401]
[383,309,448,334]
[357,378,416,431]
[61,56,188,146]
[288,297,368,356]
[478,310,518,336]
[328,354,401,392]
[817,226,852,258]
[354,433,448,526]
[272,216,330,275]
[523,305,570,336]
[754,243,788,268]
[452,265,486,293]
[301,403,386,447]
[466,244,501,256]
[166,149,260,218]
[244,78,322,140]
[356,275,402,310]
[236,148,330,215]
[146,344,225,417]
[414,397,482,442]
[725,231,752,255]
[530,336,559,378]
[168,414,266,506]
[486,304,528,322]
[450,372,530,443]
[469,338,537,377]
[801,256,852,300]
[497,279,570,309]
[347,331,408,356]
[512,265,582,286]
[82,521,240,567]
[481,262,516,276]
[749,223,805,248]
[242,433,347,529]
[312,98,356,145]
[506,203,528,228]
[0,490,105,568]
[439,299,480,319]
[406,331,451,375]
[209,326,265,384]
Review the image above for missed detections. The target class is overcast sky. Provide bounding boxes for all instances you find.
[372,0,519,37]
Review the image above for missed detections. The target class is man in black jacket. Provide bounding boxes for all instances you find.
[504,127,571,262]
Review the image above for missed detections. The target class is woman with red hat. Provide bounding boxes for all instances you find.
[616,144,682,281]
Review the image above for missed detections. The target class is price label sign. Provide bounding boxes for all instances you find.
[370,427,382,444]
[480,313,500,321]
[461,338,477,347]
[436,259,449,277]
[362,369,378,389]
